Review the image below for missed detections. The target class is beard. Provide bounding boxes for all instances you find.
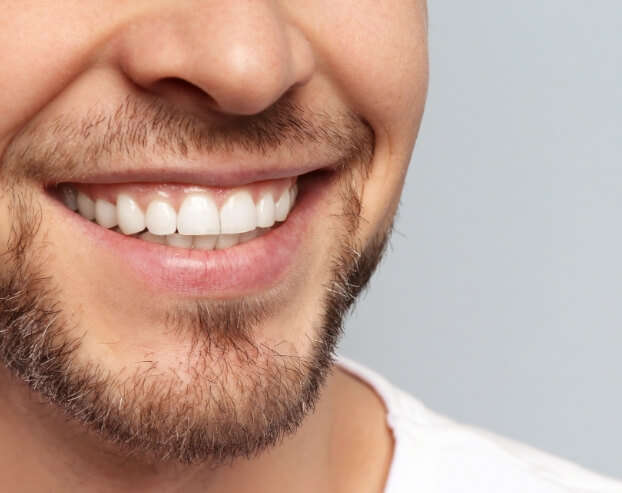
[0,96,389,466]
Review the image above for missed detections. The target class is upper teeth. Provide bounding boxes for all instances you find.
[62,184,298,249]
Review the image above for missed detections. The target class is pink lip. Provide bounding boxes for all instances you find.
[46,172,330,297]
[46,161,340,188]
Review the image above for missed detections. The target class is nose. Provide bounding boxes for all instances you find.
[117,1,315,115]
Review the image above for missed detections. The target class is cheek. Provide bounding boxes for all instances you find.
[0,195,10,260]
[356,154,409,249]
[291,1,428,243]
[0,3,119,148]
[292,0,428,133]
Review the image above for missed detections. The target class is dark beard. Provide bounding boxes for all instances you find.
[0,98,389,466]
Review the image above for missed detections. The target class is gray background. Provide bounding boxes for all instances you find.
[340,0,622,480]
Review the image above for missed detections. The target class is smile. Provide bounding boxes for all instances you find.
[46,171,331,297]
[57,178,298,250]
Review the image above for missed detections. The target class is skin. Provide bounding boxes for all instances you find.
[0,1,428,492]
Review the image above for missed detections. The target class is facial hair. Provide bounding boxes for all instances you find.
[0,96,390,465]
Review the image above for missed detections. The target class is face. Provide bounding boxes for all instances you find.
[0,1,428,464]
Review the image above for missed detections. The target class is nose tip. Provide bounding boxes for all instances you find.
[206,26,315,115]
[117,3,315,116]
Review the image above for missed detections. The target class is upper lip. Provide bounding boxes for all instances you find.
[55,159,335,188]
[22,99,373,189]
[44,139,346,188]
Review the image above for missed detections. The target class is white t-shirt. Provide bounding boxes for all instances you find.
[337,357,622,493]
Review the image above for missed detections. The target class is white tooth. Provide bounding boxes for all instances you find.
[220,191,257,234]
[239,229,259,245]
[117,194,146,235]
[166,234,193,248]
[138,232,167,245]
[145,199,177,235]
[256,193,276,228]
[95,199,118,228]
[177,193,220,235]
[76,191,95,220]
[275,189,291,222]
[215,234,240,250]
[193,234,218,250]
[59,185,78,211]
[289,184,297,208]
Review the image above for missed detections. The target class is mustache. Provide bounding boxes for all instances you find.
[1,95,374,185]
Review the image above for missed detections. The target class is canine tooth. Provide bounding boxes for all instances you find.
[59,185,78,211]
[145,199,177,235]
[220,191,257,234]
[139,232,167,245]
[117,194,145,235]
[76,191,96,220]
[289,182,298,207]
[177,193,220,235]
[95,199,118,228]
[275,189,291,221]
[166,234,193,248]
[215,234,240,250]
[256,192,276,228]
[193,234,218,250]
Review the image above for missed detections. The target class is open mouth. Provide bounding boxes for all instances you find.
[46,170,331,296]
[53,177,299,251]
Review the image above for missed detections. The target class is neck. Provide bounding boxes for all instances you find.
[0,365,341,493]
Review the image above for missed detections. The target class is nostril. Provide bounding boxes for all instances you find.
[149,77,218,113]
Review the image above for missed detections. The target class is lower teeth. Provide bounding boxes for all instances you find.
[119,227,272,250]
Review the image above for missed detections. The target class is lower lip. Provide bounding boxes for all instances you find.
[47,173,330,297]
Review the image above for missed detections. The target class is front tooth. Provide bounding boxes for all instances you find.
[215,233,240,250]
[166,234,193,248]
[139,231,167,245]
[59,185,78,211]
[76,191,96,220]
[117,194,145,235]
[145,199,177,235]
[95,199,118,228]
[256,192,276,228]
[177,194,220,235]
[220,191,257,234]
[275,189,291,222]
[193,234,218,250]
